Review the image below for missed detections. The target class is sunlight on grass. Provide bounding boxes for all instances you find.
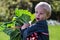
[48,25,60,40]
[0,32,10,40]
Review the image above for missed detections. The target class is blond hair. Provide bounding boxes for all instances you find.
[35,2,51,15]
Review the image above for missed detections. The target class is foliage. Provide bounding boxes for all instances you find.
[15,8,35,22]
[0,0,60,21]
[0,9,35,40]
[10,29,21,40]
[51,1,60,12]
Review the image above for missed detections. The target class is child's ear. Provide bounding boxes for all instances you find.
[46,13,51,19]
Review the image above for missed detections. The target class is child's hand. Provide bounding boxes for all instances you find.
[21,23,30,30]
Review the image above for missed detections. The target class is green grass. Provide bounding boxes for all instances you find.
[0,32,10,40]
[49,25,60,40]
[0,25,60,40]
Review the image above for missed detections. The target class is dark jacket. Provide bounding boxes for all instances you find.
[21,20,49,40]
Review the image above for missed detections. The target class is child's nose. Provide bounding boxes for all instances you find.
[37,13,40,17]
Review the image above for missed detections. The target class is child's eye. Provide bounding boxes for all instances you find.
[40,13,44,14]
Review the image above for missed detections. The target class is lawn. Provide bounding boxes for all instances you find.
[49,25,60,40]
[0,32,10,40]
[0,25,60,40]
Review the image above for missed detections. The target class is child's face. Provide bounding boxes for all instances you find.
[35,7,48,21]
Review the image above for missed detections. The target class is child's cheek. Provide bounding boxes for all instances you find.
[39,15,46,20]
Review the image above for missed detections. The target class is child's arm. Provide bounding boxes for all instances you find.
[20,23,30,39]
[21,23,30,30]
[9,23,30,29]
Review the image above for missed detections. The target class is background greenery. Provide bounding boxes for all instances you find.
[0,0,60,21]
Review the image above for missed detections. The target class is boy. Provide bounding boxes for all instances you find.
[21,2,51,40]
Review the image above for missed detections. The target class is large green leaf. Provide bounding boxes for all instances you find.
[0,23,6,31]
[0,9,35,40]
[15,9,35,24]
[10,29,21,40]
[15,8,23,17]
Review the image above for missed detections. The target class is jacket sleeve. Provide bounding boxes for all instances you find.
[20,28,27,38]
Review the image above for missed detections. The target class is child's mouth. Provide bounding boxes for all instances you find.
[36,18,40,20]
